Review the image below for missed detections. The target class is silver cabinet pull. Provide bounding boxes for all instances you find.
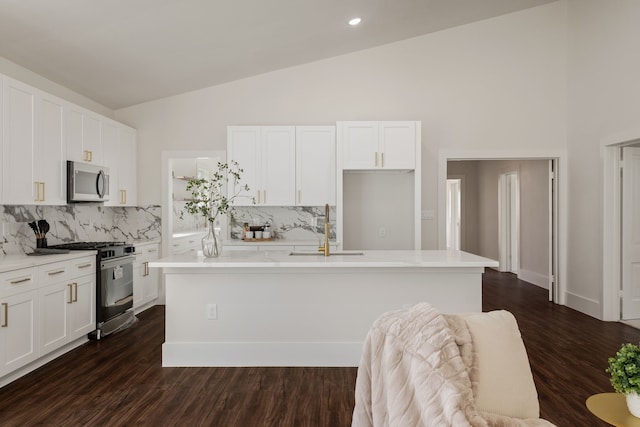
[73,283,78,302]
[10,277,31,285]
[67,283,74,304]
[77,263,92,269]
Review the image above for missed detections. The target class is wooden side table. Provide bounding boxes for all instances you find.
[587,393,640,427]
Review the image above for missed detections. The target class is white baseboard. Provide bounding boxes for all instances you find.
[518,269,549,289]
[162,342,364,367]
[565,291,602,320]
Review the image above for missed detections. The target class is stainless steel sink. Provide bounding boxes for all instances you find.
[288,251,364,256]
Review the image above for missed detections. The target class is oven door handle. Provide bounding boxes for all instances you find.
[101,256,136,270]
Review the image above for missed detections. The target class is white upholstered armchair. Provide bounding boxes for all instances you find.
[351,303,556,427]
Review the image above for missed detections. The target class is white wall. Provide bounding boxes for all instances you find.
[565,0,640,318]
[0,56,113,118]
[343,171,414,250]
[116,2,567,253]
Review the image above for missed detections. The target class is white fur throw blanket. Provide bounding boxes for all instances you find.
[351,303,555,427]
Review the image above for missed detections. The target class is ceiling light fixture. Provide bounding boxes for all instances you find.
[348,17,362,26]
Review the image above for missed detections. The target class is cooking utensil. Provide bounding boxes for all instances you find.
[38,219,48,236]
[28,221,39,236]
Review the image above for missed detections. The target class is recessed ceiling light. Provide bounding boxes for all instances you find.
[348,17,362,26]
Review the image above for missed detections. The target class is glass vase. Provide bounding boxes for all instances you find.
[201,222,219,258]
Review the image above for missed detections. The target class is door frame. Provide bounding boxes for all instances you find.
[438,150,567,305]
[446,177,462,250]
[498,171,520,274]
[602,132,640,321]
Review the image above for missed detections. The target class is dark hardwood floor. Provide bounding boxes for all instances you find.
[1,269,637,426]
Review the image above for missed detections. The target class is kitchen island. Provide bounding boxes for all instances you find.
[150,250,498,367]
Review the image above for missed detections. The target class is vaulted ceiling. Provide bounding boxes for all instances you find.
[0,0,556,109]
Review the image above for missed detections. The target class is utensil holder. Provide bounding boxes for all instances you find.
[36,238,47,248]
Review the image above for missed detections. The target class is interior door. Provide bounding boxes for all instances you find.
[621,147,640,319]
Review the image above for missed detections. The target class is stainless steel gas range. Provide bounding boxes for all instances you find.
[49,241,136,339]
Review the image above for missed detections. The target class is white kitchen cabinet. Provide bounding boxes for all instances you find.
[1,77,66,205]
[0,289,39,377]
[118,126,137,206]
[227,126,296,206]
[133,242,160,312]
[171,233,205,255]
[102,120,120,205]
[38,257,95,355]
[67,104,103,165]
[339,121,417,170]
[104,121,137,206]
[295,126,336,205]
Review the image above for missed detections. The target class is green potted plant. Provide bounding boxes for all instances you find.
[607,342,640,417]
[180,160,250,257]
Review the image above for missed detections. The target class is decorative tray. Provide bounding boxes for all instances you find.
[242,237,275,242]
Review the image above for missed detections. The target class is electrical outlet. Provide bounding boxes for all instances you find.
[206,304,218,320]
[378,227,386,238]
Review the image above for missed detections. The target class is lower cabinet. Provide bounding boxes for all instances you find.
[133,242,160,312]
[0,290,39,377]
[39,257,96,355]
[39,273,95,354]
[170,233,205,255]
[0,255,96,381]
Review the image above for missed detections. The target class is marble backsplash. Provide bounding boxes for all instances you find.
[173,203,335,241]
[227,206,336,241]
[1,204,161,255]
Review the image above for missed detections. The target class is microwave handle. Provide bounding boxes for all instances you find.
[96,170,107,198]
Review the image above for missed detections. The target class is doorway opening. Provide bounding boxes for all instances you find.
[603,139,640,321]
[440,153,564,305]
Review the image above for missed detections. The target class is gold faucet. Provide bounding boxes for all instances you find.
[318,203,330,256]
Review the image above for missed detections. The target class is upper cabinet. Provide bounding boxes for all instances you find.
[227,126,296,206]
[339,121,418,170]
[103,120,137,206]
[0,73,137,206]
[1,76,66,205]
[296,126,336,205]
[66,104,103,165]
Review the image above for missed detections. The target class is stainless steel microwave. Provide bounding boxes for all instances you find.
[67,161,110,203]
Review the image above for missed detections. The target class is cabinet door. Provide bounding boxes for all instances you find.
[143,262,159,302]
[39,282,70,353]
[66,105,103,164]
[133,262,144,309]
[227,126,260,206]
[2,77,36,204]
[102,120,120,206]
[83,113,103,165]
[379,121,416,169]
[0,290,39,376]
[296,126,336,205]
[341,122,379,169]
[69,275,95,339]
[118,127,137,206]
[38,94,66,204]
[261,126,295,205]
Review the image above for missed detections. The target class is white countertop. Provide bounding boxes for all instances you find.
[0,250,97,273]
[150,249,498,269]
[222,239,333,246]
